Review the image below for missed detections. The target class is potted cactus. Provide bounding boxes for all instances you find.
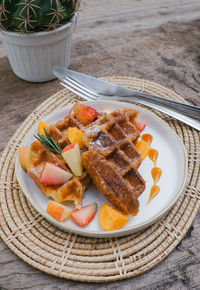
[0,0,79,82]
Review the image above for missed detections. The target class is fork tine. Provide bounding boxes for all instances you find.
[60,81,94,102]
[66,76,100,99]
[61,77,97,101]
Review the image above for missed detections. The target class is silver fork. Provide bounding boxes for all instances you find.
[60,76,200,131]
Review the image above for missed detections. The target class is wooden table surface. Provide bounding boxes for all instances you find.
[1,0,200,289]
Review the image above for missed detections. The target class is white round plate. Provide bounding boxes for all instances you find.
[15,101,188,238]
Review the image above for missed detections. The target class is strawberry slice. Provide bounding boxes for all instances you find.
[72,102,99,125]
[69,102,78,115]
[135,120,146,132]
[40,162,73,185]
[71,203,97,227]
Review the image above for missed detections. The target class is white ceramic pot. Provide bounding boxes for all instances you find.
[0,16,76,82]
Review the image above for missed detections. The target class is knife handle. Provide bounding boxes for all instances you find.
[123,90,200,120]
[115,96,200,131]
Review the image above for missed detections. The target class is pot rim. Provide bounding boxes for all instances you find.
[0,14,76,38]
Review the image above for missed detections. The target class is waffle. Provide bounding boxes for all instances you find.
[82,109,145,215]
[48,109,138,150]
[28,107,145,214]
[48,114,85,150]
[83,109,142,168]
[27,141,90,207]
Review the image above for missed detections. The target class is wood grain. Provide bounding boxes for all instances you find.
[0,0,200,288]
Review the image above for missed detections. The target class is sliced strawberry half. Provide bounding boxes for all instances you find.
[72,102,99,125]
[40,162,73,185]
[135,120,146,132]
[69,102,78,115]
[62,143,83,176]
[71,203,97,227]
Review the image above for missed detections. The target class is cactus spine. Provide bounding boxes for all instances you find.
[0,0,78,32]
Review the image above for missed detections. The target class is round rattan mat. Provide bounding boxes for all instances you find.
[0,77,200,282]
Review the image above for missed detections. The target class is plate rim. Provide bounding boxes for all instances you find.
[15,101,188,238]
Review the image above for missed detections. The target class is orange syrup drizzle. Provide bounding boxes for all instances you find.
[151,167,162,185]
[141,133,162,204]
[141,134,153,146]
[148,149,158,166]
[148,185,160,204]
[136,140,149,160]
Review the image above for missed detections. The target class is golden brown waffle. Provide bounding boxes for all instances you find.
[82,150,145,215]
[48,115,85,150]
[48,109,138,150]
[28,108,144,214]
[82,109,145,215]
[27,141,90,207]
[83,109,142,168]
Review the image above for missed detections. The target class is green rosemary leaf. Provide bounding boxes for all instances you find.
[34,129,62,154]
[44,130,61,153]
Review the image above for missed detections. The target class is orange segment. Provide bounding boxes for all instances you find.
[19,146,29,171]
[136,140,149,159]
[67,127,85,149]
[38,121,50,135]
[99,204,129,231]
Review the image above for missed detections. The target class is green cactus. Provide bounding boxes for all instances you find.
[0,0,79,33]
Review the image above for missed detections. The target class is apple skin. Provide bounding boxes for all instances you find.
[47,200,72,222]
[40,162,73,185]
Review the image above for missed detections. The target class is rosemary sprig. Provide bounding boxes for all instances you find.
[34,129,62,154]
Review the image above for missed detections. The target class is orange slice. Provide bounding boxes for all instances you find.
[38,121,50,135]
[67,127,85,149]
[99,204,129,231]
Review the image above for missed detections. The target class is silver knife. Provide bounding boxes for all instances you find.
[53,66,200,131]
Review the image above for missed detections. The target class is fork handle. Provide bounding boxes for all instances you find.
[113,96,200,131]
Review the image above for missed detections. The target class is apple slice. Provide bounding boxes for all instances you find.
[19,146,32,171]
[71,202,97,227]
[40,162,73,185]
[47,200,72,222]
[62,143,83,177]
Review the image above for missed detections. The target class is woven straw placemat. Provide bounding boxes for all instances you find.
[0,77,200,282]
